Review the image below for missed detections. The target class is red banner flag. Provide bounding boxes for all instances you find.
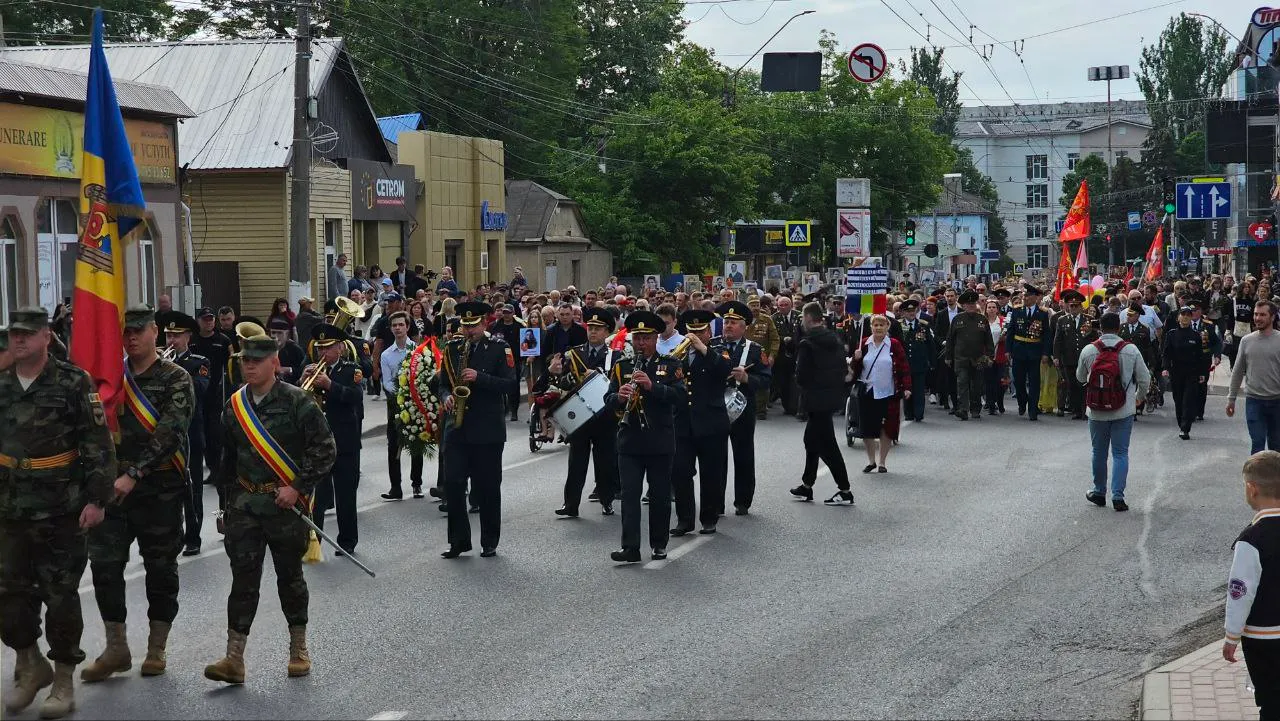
[1059,180,1091,243]
[1143,227,1165,282]
[1123,264,1134,288]
[1054,242,1077,301]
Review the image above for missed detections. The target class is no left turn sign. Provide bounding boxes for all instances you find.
[848,43,887,83]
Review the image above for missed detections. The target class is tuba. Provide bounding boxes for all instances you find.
[312,296,366,363]
[448,340,473,428]
[235,320,265,342]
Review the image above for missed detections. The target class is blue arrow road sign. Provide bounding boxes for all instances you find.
[1127,211,1141,231]
[1176,182,1231,220]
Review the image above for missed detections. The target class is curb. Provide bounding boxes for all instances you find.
[1138,640,1257,720]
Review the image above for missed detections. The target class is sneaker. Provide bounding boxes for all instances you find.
[789,484,814,501]
[824,490,855,506]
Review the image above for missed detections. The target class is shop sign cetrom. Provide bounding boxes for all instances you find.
[350,158,416,221]
[0,102,177,183]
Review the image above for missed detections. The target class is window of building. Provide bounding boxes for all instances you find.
[1067,153,1080,171]
[1115,150,1129,159]
[445,240,461,280]
[1026,184,1049,208]
[1026,244,1049,269]
[138,221,156,307]
[324,219,341,268]
[1025,154,1048,180]
[1026,214,1049,239]
[35,198,79,310]
[0,217,17,325]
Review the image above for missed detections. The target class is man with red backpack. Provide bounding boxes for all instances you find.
[1076,312,1152,512]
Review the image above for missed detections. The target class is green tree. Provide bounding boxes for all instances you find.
[1060,154,1110,212]
[174,0,298,38]
[575,0,683,114]
[1,0,177,43]
[901,46,961,137]
[1136,13,1233,141]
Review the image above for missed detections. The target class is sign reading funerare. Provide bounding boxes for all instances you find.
[0,102,177,183]
[349,158,415,221]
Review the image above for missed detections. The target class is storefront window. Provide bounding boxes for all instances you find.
[35,198,78,311]
[1,217,17,325]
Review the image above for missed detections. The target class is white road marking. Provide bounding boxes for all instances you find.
[644,533,714,570]
[368,712,407,721]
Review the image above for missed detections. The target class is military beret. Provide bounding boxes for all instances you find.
[123,305,156,330]
[236,335,279,359]
[8,306,49,332]
[624,310,664,335]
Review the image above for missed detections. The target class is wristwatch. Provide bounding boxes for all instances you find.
[125,466,143,481]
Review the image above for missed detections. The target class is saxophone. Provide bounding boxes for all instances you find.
[450,340,473,427]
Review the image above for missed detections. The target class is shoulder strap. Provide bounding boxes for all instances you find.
[228,386,300,486]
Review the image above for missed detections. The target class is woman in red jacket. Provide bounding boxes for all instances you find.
[983,299,1010,415]
[851,314,912,473]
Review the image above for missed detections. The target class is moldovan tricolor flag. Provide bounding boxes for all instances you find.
[1059,180,1091,242]
[1054,242,1077,301]
[1142,227,1165,282]
[69,9,147,432]
[845,293,887,315]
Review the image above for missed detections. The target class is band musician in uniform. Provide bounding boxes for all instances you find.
[716,301,771,516]
[551,307,620,518]
[306,322,365,556]
[162,313,211,557]
[671,309,731,536]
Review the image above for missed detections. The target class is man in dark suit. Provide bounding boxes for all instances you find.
[542,304,587,360]
[605,311,685,563]
[308,323,365,555]
[717,300,772,516]
[898,300,935,422]
[437,302,518,558]
[671,309,731,536]
[1004,284,1054,421]
[1052,289,1098,419]
[930,288,961,410]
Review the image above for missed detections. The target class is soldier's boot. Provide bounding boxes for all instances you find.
[287,625,310,677]
[140,621,171,676]
[5,645,53,712]
[37,663,75,719]
[203,629,246,684]
[80,621,131,682]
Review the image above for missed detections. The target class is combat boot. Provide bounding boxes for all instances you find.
[287,625,310,677]
[80,621,131,682]
[140,620,171,676]
[38,662,75,719]
[4,645,53,712]
[203,629,247,684]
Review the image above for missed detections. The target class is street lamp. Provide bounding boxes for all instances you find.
[722,9,817,108]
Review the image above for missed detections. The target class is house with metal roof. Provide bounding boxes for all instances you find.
[1,38,414,315]
[504,179,610,290]
[906,174,993,279]
[0,58,191,322]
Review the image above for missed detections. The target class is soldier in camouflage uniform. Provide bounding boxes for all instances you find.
[205,334,336,685]
[745,295,779,420]
[0,307,114,718]
[82,307,195,684]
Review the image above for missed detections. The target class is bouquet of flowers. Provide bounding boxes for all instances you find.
[396,338,443,458]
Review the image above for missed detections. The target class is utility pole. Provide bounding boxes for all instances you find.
[1088,65,1129,269]
[289,0,312,289]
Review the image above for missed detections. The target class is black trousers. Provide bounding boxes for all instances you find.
[314,452,360,551]
[1170,372,1202,433]
[507,363,523,417]
[445,442,503,550]
[801,411,849,491]
[619,453,671,553]
[908,371,929,420]
[564,420,618,511]
[672,432,728,529]
[1244,637,1280,720]
[1059,364,1085,415]
[385,396,424,493]
[182,437,204,546]
[983,365,1006,412]
[1011,356,1041,417]
[1193,362,1210,418]
[729,410,757,510]
[772,354,798,414]
[203,393,223,477]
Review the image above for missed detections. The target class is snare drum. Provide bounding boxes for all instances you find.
[551,371,611,436]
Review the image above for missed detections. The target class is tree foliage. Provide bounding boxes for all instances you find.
[2,0,177,44]
[1137,13,1234,141]
[901,46,961,137]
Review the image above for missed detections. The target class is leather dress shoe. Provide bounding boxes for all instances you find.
[381,492,403,501]
[441,546,471,559]
[480,548,497,558]
[734,506,749,516]
[600,503,615,516]
[468,505,480,514]
[182,544,200,557]
[611,549,641,563]
[670,525,694,537]
[554,506,579,518]
[651,548,667,560]
[699,525,717,535]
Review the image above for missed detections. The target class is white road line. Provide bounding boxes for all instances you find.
[75,451,563,595]
[368,712,407,720]
[644,533,714,570]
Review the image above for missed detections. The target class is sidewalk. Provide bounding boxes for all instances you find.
[1141,641,1259,720]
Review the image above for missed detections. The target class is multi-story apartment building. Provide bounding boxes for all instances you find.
[956,101,1151,269]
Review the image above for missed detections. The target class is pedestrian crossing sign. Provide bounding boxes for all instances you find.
[785,220,811,247]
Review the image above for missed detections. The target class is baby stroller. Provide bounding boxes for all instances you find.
[844,383,860,447]
[528,390,562,453]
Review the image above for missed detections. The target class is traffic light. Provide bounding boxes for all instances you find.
[1105,233,1112,244]
[905,219,916,246]
[1162,177,1176,215]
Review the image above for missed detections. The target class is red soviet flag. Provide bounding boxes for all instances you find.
[1054,242,1077,301]
[1059,180,1091,243]
[1143,227,1165,282]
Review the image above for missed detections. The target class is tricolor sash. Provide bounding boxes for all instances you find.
[229,386,300,487]
[123,367,186,476]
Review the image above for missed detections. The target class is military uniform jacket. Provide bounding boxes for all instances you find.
[174,350,210,439]
[1190,319,1223,361]
[716,337,772,403]
[1005,305,1053,359]
[772,310,803,358]
[191,330,231,396]
[1118,322,1155,367]
[438,334,519,446]
[0,359,116,520]
[318,358,364,454]
[675,342,733,439]
[606,352,685,455]
[746,314,780,359]
[217,380,336,515]
[945,311,995,363]
[899,318,936,373]
[1053,313,1100,367]
[1163,326,1210,375]
[119,358,196,493]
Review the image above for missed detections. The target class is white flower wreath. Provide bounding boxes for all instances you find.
[396,339,443,458]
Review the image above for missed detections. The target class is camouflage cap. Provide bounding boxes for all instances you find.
[123,305,156,330]
[236,334,279,359]
[9,306,49,332]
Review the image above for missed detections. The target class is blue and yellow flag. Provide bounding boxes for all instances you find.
[69,8,147,432]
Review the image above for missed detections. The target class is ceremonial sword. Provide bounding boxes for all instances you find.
[290,506,377,578]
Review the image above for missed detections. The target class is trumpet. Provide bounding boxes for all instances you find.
[160,343,177,361]
[299,362,329,406]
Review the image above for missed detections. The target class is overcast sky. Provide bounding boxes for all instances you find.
[682,0,1262,106]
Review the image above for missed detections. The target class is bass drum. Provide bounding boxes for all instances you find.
[725,387,748,423]
[551,371,611,437]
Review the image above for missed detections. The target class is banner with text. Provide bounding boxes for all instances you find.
[0,102,176,183]
[836,208,871,258]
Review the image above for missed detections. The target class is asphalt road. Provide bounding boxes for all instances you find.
[1,396,1253,720]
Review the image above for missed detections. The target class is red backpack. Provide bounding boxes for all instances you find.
[1085,339,1130,412]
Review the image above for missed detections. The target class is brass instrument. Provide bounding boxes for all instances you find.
[669,336,693,360]
[445,340,473,427]
[312,296,366,363]
[298,361,329,405]
[620,355,651,428]
[235,320,265,341]
[160,343,177,361]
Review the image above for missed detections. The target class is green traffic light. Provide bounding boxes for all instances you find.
[1163,202,1175,214]
[905,234,915,246]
